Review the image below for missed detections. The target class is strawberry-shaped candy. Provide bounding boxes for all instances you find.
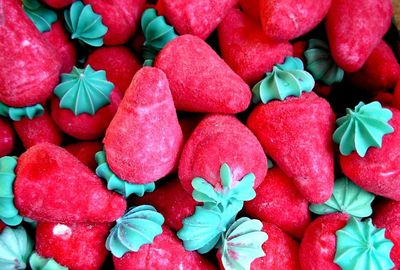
[347,40,400,92]
[178,114,204,143]
[154,35,251,113]
[158,0,238,40]
[65,141,102,171]
[82,0,146,45]
[133,177,197,231]
[217,220,300,270]
[179,114,267,194]
[13,111,63,149]
[304,39,344,86]
[374,199,400,268]
[41,0,73,9]
[300,214,394,270]
[51,65,121,140]
[0,144,126,226]
[86,46,141,95]
[103,67,183,184]
[325,0,393,72]
[334,102,400,200]
[32,222,111,270]
[244,165,311,239]
[0,119,15,157]
[247,57,335,203]
[259,0,332,42]
[309,177,375,219]
[0,226,33,270]
[239,0,260,21]
[218,8,293,85]
[0,0,61,109]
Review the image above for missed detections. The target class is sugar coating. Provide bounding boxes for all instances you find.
[51,90,122,140]
[155,35,251,114]
[247,92,335,204]
[340,109,400,201]
[326,0,393,72]
[36,222,111,270]
[13,111,63,149]
[65,141,103,171]
[239,0,261,21]
[260,0,332,42]
[160,0,237,39]
[0,118,15,157]
[299,213,349,270]
[0,0,61,107]
[373,200,400,268]
[179,114,267,194]
[133,177,196,232]
[14,143,126,223]
[84,0,146,45]
[347,40,400,92]
[104,67,183,184]
[244,167,311,239]
[86,46,141,94]
[113,226,216,270]
[218,8,293,85]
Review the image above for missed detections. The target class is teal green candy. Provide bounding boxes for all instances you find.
[0,226,33,270]
[95,150,155,197]
[177,205,236,254]
[220,217,268,270]
[106,205,164,258]
[333,101,394,157]
[0,156,23,226]
[0,102,44,121]
[22,0,57,33]
[304,39,344,85]
[64,1,107,47]
[192,163,256,214]
[29,252,68,270]
[141,8,178,66]
[252,56,315,104]
[334,217,394,270]
[54,65,114,116]
[309,177,375,218]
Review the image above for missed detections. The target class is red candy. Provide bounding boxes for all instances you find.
[259,0,332,42]
[104,67,183,184]
[36,222,111,270]
[41,0,74,9]
[0,118,15,157]
[247,92,336,203]
[179,114,267,194]
[0,0,61,107]
[299,213,349,270]
[113,226,216,270]
[239,0,260,21]
[244,167,311,239]
[14,143,126,223]
[340,108,400,201]
[326,0,393,72]
[86,46,141,95]
[155,35,251,113]
[13,111,63,149]
[65,141,103,171]
[218,8,293,85]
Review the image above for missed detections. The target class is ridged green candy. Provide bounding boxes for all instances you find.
[220,217,268,270]
[95,150,155,198]
[29,252,68,270]
[54,65,114,116]
[0,156,23,226]
[0,226,33,270]
[304,39,344,85]
[106,205,164,258]
[252,57,315,104]
[0,102,44,121]
[22,0,57,33]
[333,101,394,157]
[335,218,394,270]
[64,1,107,47]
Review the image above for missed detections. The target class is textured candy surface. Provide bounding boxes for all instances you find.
[155,35,251,113]
[65,141,103,171]
[0,119,15,157]
[104,67,183,184]
[14,143,126,223]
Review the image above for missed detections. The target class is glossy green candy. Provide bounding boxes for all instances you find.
[0,226,33,270]
[29,251,68,270]
[22,0,57,33]
[0,102,44,121]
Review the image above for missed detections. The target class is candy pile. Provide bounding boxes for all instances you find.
[0,0,400,269]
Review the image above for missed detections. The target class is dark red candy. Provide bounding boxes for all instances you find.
[0,118,15,157]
